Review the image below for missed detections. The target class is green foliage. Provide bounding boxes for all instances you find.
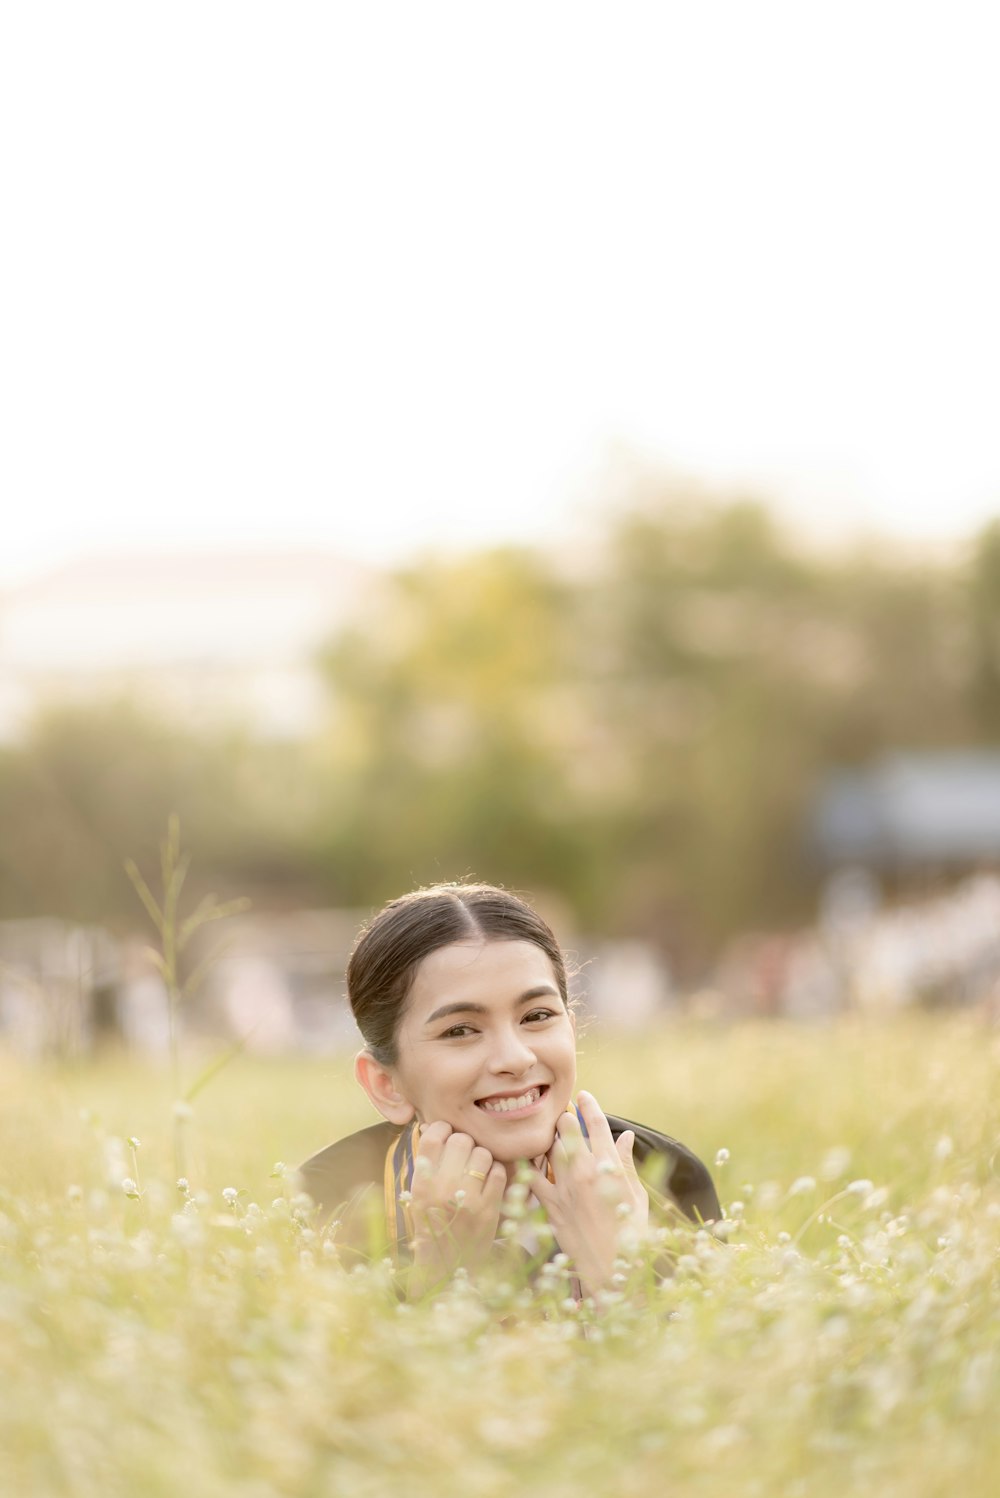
[312,547,594,908]
[1,497,997,968]
[968,520,1000,737]
[0,699,312,926]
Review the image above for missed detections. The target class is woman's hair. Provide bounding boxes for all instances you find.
[347,882,569,1065]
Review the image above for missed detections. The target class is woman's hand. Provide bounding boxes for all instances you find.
[406,1121,507,1295]
[529,1091,649,1297]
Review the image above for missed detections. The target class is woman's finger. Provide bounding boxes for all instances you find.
[526,1166,556,1206]
[413,1120,452,1177]
[463,1145,495,1189]
[615,1128,640,1178]
[554,1109,586,1162]
[482,1160,507,1209]
[548,1131,572,1179]
[437,1130,476,1186]
[576,1091,618,1158]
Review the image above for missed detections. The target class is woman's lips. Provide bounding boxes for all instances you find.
[475,1084,549,1117]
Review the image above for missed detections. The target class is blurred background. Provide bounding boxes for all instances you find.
[2,3,999,1058]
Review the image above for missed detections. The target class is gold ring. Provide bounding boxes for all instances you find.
[466,1169,488,1182]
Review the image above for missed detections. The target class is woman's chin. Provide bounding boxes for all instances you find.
[477,1119,560,1165]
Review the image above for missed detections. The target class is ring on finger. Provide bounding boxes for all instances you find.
[466,1169,488,1182]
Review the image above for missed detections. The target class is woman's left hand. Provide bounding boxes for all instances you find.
[529,1091,650,1297]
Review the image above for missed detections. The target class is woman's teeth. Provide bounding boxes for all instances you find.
[479,1088,542,1113]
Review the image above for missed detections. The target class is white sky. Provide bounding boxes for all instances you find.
[2,2,999,586]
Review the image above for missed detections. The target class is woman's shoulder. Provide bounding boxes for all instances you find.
[606,1113,721,1225]
[296,1120,399,1225]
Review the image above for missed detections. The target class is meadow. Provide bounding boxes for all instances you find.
[1,1015,997,1498]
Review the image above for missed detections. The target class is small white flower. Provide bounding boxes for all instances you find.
[788,1176,816,1196]
[222,1187,239,1203]
[176,1177,189,1193]
[121,1177,139,1197]
[453,1188,467,1205]
[933,1135,953,1161]
[615,1201,632,1219]
[398,1190,413,1204]
[715,1147,730,1167]
[270,1161,287,1179]
[821,1146,852,1180]
[127,1136,141,1150]
[847,1178,874,1196]
[777,1231,791,1245]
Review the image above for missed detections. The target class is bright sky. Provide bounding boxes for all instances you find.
[2,2,998,586]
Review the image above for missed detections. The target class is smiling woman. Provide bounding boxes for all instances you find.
[298,883,719,1296]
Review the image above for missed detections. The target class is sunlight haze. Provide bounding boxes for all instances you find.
[3,2,998,585]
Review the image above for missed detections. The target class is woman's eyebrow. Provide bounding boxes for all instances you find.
[424,985,559,1026]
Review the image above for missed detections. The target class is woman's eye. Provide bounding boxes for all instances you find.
[440,1024,476,1039]
[524,1009,556,1024]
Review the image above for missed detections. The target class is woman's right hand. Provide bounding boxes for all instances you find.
[407,1121,507,1294]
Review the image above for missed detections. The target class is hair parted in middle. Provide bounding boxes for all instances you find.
[346,882,570,1065]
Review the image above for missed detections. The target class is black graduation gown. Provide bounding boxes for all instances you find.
[297,1114,720,1237]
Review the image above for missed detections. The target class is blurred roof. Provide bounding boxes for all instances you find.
[812,753,1000,866]
[0,550,369,670]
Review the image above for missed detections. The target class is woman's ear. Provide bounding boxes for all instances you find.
[354,1050,416,1126]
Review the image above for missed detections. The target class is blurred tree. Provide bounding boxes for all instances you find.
[968,520,1000,738]
[0,699,314,926]
[312,548,600,913]
[1,488,992,977]
[575,498,827,959]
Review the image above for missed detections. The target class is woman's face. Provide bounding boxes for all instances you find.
[387,939,577,1164]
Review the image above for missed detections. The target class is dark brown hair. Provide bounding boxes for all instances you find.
[347,882,569,1065]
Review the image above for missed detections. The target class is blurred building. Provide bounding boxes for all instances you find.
[196,908,364,1054]
[811,752,1000,871]
[0,550,370,741]
[0,919,121,1057]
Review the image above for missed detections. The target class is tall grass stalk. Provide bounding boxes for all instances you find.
[125,814,249,1178]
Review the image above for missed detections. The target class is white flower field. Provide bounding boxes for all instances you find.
[1,1017,996,1498]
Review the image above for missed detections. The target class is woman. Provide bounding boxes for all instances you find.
[298,883,719,1296]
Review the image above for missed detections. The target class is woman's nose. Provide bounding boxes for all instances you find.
[488,1026,536,1074]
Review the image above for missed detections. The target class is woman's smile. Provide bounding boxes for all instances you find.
[476,1084,549,1115]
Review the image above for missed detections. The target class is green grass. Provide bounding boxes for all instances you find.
[1,1015,997,1497]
